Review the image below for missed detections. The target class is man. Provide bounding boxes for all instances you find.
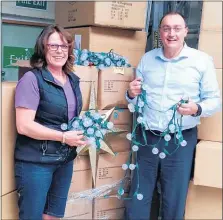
[125,12,221,220]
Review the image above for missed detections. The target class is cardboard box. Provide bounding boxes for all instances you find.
[96,151,130,189]
[193,141,222,188]
[198,69,222,142]
[69,170,92,194]
[94,207,125,220]
[73,155,91,171]
[98,67,135,109]
[200,2,222,31]
[100,109,133,126]
[55,2,147,30]
[66,156,93,219]
[2,82,17,196]
[1,190,19,220]
[198,31,222,68]
[105,125,131,153]
[73,65,98,111]
[66,27,147,67]
[185,182,222,219]
[64,198,92,219]
[94,194,126,219]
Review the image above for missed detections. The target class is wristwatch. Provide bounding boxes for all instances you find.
[191,103,202,117]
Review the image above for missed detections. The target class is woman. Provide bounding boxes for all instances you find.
[14,25,87,219]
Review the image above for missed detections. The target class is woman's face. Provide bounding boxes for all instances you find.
[45,32,69,69]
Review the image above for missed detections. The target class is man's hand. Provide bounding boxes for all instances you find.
[177,100,198,115]
[128,77,142,99]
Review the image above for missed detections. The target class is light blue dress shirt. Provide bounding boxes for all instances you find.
[126,44,221,132]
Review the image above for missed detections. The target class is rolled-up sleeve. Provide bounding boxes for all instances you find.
[199,56,221,117]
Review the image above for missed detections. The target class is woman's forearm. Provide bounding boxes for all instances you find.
[17,120,63,142]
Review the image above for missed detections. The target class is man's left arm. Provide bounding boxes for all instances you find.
[199,56,221,117]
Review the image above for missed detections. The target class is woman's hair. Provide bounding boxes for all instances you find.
[30,25,74,74]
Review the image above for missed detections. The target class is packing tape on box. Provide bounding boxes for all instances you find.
[113,67,136,76]
[67,176,130,203]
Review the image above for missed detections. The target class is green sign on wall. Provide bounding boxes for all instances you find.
[16,1,47,10]
[3,46,34,68]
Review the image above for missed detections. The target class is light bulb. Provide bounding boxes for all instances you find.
[95,130,102,138]
[164,134,171,142]
[169,124,175,131]
[180,140,187,147]
[93,112,101,120]
[83,60,89,66]
[99,64,105,70]
[128,103,135,113]
[61,123,68,131]
[107,122,114,129]
[152,147,159,155]
[137,116,143,124]
[129,164,136,170]
[137,193,144,200]
[126,133,132,140]
[72,121,79,129]
[105,57,111,66]
[80,53,88,61]
[117,61,122,67]
[87,128,94,135]
[82,49,88,53]
[132,145,139,152]
[138,101,144,108]
[159,152,166,159]
[122,164,128,170]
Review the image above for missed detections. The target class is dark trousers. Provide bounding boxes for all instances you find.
[125,127,197,220]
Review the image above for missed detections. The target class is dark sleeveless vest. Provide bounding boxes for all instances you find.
[14,68,83,164]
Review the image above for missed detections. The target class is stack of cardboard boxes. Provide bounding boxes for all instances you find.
[55,1,147,67]
[185,2,222,219]
[1,82,19,219]
[54,2,147,219]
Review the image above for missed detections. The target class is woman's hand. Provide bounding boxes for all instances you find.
[64,130,88,147]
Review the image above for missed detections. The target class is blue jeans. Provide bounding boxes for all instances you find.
[15,160,74,220]
[125,127,197,220]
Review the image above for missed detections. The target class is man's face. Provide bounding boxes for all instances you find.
[159,14,188,51]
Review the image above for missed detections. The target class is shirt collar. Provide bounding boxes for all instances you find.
[155,42,189,61]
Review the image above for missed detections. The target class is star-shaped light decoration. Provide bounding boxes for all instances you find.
[67,80,127,185]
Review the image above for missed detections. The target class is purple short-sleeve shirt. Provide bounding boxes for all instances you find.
[15,71,77,120]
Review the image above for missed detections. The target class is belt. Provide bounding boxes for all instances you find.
[149,127,196,136]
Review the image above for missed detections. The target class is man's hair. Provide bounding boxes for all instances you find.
[159,12,187,27]
[30,24,74,74]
